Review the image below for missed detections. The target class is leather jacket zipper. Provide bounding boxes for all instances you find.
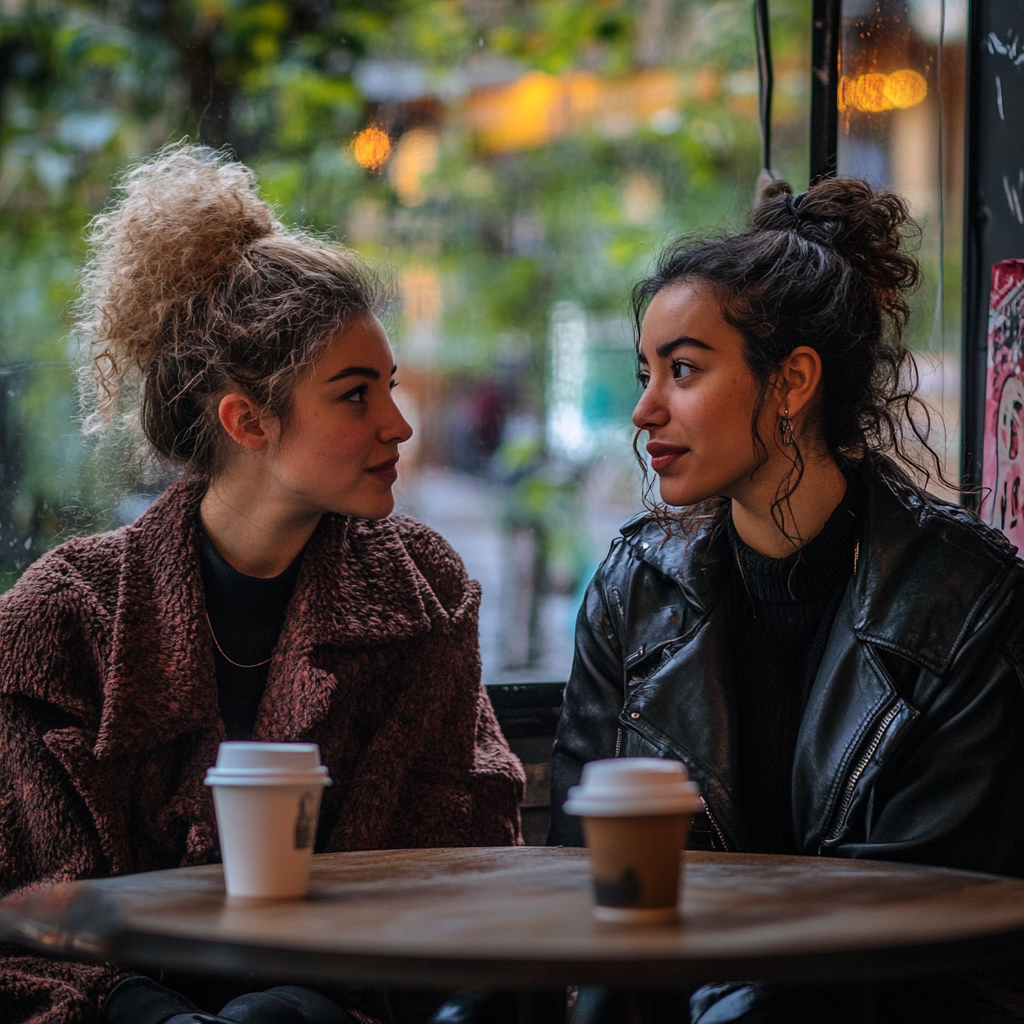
[618,711,730,851]
[818,702,901,854]
[700,796,729,851]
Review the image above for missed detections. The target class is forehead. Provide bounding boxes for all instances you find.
[641,281,726,340]
[313,314,393,373]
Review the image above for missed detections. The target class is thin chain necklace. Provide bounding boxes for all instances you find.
[205,610,273,668]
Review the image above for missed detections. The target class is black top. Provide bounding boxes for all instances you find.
[726,483,861,854]
[198,525,304,741]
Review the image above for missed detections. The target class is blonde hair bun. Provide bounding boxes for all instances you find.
[82,146,276,397]
[77,142,387,472]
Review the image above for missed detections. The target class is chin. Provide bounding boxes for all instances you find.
[657,478,715,508]
[345,495,396,520]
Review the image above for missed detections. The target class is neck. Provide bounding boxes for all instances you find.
[200,470,322,578]
[730,452,848,559]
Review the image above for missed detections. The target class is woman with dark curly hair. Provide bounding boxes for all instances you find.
[550,178,1024,1023]
[0,145,523,1024]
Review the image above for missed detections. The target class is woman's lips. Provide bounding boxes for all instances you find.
[646,442,688,472]
[366,456,400,482]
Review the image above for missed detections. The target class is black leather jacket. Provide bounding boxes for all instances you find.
[550,458,1024,877]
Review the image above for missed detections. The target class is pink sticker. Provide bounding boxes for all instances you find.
[982,259,1024,548]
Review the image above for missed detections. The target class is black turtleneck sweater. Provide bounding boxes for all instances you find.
[726,483,861,854]
[198,526,305,741]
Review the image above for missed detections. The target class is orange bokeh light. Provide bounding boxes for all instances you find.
[856,73,890,112]
[353,126,392,172]
[838,70,927,113]
[884,69,928,109]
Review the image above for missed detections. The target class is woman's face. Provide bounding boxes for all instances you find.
[264,313,413,520]
[632,281,775,508]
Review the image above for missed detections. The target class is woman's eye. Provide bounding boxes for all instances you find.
[389,379,399,390]
[670,360,694,380]
[636,371,650,390]
[339,384,368,403]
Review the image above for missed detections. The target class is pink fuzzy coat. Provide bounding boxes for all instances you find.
[0,480,524,1023]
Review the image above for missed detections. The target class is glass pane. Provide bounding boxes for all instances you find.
[839,0,967,495]
[1,0,814,683]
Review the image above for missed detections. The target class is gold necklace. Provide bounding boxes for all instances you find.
[204,610,273,668]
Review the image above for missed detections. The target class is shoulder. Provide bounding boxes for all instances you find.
[342,513,476,618]
[591,506,724,603]
[1,529,127,619]
[862,458,1019,575]
[856,459,1024,673]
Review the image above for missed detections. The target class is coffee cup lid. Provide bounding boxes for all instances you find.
[563,757,702,816]
[204,742,332,787]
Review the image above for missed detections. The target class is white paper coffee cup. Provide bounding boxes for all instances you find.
[205,742,332,899]
[565,758,702,923]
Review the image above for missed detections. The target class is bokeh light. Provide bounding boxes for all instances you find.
[837,69,928,113]
[352,126,392,172]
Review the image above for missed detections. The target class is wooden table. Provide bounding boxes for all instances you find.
[4,848,1024,1016]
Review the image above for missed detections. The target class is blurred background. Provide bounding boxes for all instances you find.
[0,0,962,684]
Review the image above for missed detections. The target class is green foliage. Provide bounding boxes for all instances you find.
[0,0,814,587]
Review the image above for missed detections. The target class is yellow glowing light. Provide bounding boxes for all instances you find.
[352,126,392,172]
[837,75,856,112]
[884,69,928,109]
[856,73,891,112]
[838,70,928,114]
[467,69,680,153]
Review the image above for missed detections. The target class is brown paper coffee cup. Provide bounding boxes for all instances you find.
[564,758,701,923]
[582,813,691,923]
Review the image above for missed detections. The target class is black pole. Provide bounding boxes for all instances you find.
[959,0,985,507]
[755,0,773,174]
[809,0,841,183]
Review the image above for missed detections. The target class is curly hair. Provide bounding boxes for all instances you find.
[77,143,390,477]
[630,176,942,535]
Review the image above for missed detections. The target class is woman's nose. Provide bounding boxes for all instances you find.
[383,396,414,444]
[632,382,669,431]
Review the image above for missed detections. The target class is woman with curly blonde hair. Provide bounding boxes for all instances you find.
[0,145,523,1024]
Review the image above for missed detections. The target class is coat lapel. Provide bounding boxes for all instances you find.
[92,480,222,761]
[254,513,444,741]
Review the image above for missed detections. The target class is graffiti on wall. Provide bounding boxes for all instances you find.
[983,259,1024,546]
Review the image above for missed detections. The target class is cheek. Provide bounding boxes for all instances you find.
[681,382,750,438]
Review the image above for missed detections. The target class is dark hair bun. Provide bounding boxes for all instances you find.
[753,177,920,332]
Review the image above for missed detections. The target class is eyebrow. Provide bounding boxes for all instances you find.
[324,364,397,383]
[637,336,713,364]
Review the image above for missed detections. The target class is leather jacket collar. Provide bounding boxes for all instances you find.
[625,457,1016,677]
[550,456,1024,874]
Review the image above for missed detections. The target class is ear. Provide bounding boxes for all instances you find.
[216,393,271,451]
[775,345,823,423]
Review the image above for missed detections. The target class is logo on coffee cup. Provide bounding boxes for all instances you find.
[594,867,642,907]
[294,791,317,850]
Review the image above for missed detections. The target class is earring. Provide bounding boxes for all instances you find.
[779,409,796,447]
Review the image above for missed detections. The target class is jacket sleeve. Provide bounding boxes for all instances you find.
[832,576,1024,877]
[548,569,625,847]
[0,567,132,1024]
[392,588,526,847]
[410,531,525,847]
[325,524,525,850]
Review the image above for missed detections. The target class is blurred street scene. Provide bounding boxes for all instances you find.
[0,0,965,677]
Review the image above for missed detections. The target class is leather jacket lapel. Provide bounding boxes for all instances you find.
[623,602,746,850]
[621,511,746,850]
[792,586,919,852]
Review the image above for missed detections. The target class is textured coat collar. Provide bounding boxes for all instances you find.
[7,478,448,761]
[621,457,1019,676]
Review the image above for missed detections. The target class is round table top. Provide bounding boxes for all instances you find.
[4,847,1024,988]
